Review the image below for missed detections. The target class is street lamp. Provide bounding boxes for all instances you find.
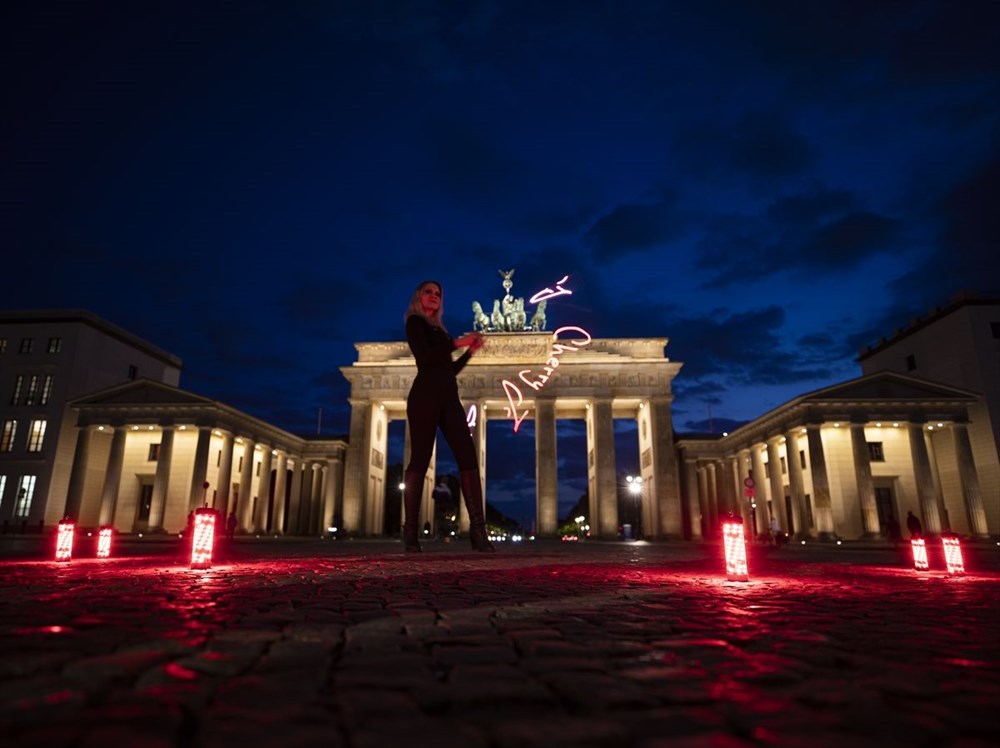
[625,475,642,539]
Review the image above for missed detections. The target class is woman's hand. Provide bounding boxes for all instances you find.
[457,332,484,352]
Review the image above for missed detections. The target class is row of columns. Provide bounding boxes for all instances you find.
[690,421,988,541]
[63,424,344,535]
[342,394,681,540]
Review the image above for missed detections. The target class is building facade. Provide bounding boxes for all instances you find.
[0,310,182,530]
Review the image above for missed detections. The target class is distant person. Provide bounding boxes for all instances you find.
[401,280,493,553]
[906,510,923,538]
[770,515,782,546]
[226,510,238,540]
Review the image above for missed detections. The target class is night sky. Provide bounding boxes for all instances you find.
[4,1,999,527]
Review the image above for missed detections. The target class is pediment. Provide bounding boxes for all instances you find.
[71,379,214,407]
[803,372,977,403]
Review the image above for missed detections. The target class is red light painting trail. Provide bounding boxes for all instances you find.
[55,520,74,562]
[911,538,929,571]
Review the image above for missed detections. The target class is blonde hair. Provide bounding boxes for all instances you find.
[404,280,447,331]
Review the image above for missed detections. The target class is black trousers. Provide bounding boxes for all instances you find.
[406,373,477,475]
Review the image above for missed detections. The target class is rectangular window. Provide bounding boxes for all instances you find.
[47,337,62,353]
[26,420,46,452]
[15,475,36,518]
[10,375,23,405]
[868,441,885,462]
[19,338,33,354]
[799,450,807,470]
[217,449,222,467]
[764,461,771,479]
[148,443,161,461]
[905,354,916,371]
[128,364,138,380]
[238,455,243,472]
[1,420,17,452]
[40,375,54,405]
[256,460,261,477]
[780,456,787,474]
[138,484,154,521]
[24,375,40,405]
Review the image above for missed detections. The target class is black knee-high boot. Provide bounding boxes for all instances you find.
[403,469,424,553]
[460,470,495,552]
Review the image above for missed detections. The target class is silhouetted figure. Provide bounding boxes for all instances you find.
[885,515,902,543]
[401,280,494,553]
[226,510,238,540]
[906,510,922,538]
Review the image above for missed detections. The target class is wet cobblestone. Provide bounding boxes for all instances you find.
[1,537,998,746]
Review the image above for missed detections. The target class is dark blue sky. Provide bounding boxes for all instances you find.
[4,1,999,526]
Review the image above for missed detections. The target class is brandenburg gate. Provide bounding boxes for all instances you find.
[339,331,683,539]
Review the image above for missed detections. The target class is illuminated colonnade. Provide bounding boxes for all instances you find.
[339,333,684,539]
[677,372,991,541]
[57,380,346,534]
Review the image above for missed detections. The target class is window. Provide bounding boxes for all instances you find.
[780,456,787,474]
[0,339,6,353]
[15,475,36,518]
[24,375,40,405]
[238,455,243,472]
[868,441,885,462]
[10,375,24,405]
[148,443,161,461]
[128,364,138,380]
[799,450,807,470]
[26,420,46,452]
[19,338,33,354]
[256,460,260,477]
[764,461,771,479]
[217,449,222,467]
[1,421,17,452]
[40,375,54,405]
[905,354,916,371]
[47,337,62,353]
[137,484,153,521]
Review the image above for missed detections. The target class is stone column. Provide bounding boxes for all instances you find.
[908,423,942,534]
[735,449,751,528]
[341,400,372,533]
[236,440,256,531]
[272,452,288,534]
[683,458,702,540]
[216,431,235,516]
[706,462,719,538]
[850,423,880,538]
[697,465,710,537]
[806,424,835,539]
[62,427,92,521]
[98,427,128,527]
[298,463,314,535]
[784,429,807,537]
[766,437,787,533]
[147,426,174,531]
[188,428,212,511]
[287,460,304,536]
[588,398,618,539]
[952,423,988,537]
[535,397,558,536]
[255,447,273,532]
[308,464,323,534]
[322,455,342,531]
[647,396,680,538]
[750,444,771,540]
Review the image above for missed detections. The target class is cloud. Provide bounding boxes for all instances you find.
[584,196,685,260]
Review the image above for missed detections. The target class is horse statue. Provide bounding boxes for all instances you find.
[529,299,547,331]
[490,299,506,331]
[471,301,491,332]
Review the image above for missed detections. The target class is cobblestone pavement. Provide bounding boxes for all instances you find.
[1,536,998,748]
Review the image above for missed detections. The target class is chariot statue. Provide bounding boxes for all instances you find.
[471,267,548,333]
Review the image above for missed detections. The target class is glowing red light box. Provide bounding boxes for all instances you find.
[55,520,74,562]
[942,536,964,574]
[722,521,749,581]
[911,538,929,571]
[190,509,217,569]
[97,527,113,559]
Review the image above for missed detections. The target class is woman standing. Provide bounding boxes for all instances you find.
[402,280,494,553]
